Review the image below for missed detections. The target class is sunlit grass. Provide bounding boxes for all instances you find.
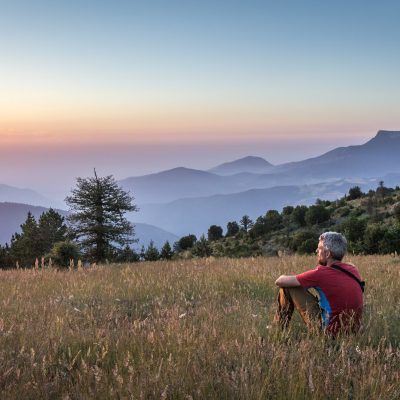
[0,255,399,399]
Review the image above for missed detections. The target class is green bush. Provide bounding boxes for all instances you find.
[50,240,80,268]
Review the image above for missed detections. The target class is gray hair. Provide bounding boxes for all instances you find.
[319,231,347,260]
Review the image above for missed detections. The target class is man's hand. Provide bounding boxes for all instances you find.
[275,275,301,287]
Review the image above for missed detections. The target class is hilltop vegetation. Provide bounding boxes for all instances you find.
[172,183,400,259]
[0,256,398,399]
[2,183,400,269]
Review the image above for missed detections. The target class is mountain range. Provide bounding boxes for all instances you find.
[119,130,400,205]
[0,184,54,207]
[208,156,274,175]
[1,130,400,244]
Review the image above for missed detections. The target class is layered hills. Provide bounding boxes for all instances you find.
[1,130,400,244]
[123,130,400,235]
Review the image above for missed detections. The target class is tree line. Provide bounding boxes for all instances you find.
[1,177,400,268]
[0,172,138,268]
[170,182,400,259]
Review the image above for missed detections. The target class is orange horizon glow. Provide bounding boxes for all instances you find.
[0,104,391,148]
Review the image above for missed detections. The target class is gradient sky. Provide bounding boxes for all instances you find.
[1,0,400,198]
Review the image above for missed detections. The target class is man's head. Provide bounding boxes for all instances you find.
[317,232,347,265]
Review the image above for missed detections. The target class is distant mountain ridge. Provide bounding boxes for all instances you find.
[119,167,241,204]
[273,130,400,179]
[208,156,273,175]
[0,184,54,207]
[119,130,400,206]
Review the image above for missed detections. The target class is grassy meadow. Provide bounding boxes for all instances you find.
[0,255,399,399]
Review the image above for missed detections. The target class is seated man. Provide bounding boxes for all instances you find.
[275,232,364,335]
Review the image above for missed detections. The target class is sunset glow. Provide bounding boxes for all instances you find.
[1,0,399,195]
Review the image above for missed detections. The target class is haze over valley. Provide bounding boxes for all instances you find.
[1,130,400,245]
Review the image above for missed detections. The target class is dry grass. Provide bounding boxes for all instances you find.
[0,255,399,399]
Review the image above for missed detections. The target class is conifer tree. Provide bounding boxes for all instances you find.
[10,212,40,267]
[38,208,68,254]
[66,171,138,263]
[240,215,253,232]
[160,241,173,260]
[192,235,212,257]
[144,240,160,261]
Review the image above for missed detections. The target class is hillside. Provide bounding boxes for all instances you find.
[134,179,383,236]
[174,183,400,258]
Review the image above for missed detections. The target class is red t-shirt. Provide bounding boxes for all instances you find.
[296,262,363,334]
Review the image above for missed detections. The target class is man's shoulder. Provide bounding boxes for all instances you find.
[296,265,324,281]
[336,261,361,278]
[305,265,326,274]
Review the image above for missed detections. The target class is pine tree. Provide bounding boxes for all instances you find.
[160,241,173,260]
[65,171,138,263]
[192,235,212,257]
[0,243,12,269]
[38,208,68,254]
[144,240,160,261]
[116,246,140,263]
[10,212,41,267]
[240,215,253,232]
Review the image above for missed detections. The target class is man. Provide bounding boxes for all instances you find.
[275,232,364,335]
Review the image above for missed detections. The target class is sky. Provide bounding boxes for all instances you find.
[1,0,400,199]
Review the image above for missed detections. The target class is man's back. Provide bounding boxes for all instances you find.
[296,262,363,334]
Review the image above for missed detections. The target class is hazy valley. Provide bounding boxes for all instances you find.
[1,130,400,244]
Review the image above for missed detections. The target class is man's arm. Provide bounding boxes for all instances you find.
[275,275,301,287]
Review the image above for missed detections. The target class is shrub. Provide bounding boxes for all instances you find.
[305,205,331,226]
[50,240,80,268]
[226,221,240,237]
[292,205,308,227]
[174,235,197,251]
[208,225,223,242]
[363,224,388,254]
[348,186,363,200]
[339,216,367,243]
[192,235,212,257]
[394,203,400,223]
